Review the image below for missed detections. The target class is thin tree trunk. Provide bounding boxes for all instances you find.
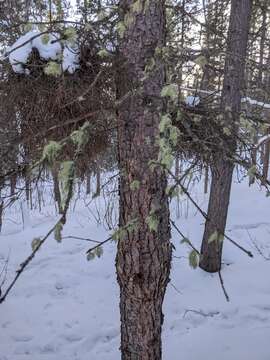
[52,165,63,214]
[86,171,91,195]
[204,165,209,194]
[116,1,171,359]
[0,199,3,233]
[263,135,270,182]
[95,165,101,197]
[200,0,253,273]
[250,0,267,184]
[10,174,16,197]
[25,174,30,206]
[249,134,257,185]
[175,153,181,218]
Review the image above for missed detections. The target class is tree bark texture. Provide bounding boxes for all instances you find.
[200,0,253,272]
[116,1,172,359]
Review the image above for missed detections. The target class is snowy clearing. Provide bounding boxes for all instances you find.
[0,178,270,360]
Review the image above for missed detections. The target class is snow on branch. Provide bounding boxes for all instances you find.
[255,134,270,148]
[7,29,80,75]
[181,86,270,110]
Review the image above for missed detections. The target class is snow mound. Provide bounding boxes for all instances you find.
[9,30,80,75]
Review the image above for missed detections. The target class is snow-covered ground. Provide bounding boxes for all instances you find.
[0,176,270,360]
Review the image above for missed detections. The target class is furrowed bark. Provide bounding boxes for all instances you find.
[116,1,172,359]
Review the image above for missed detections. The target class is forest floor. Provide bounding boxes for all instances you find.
[0,175,270,360]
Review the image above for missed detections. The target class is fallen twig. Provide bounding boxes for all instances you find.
[183,309,220,318]
[246,229,270,260]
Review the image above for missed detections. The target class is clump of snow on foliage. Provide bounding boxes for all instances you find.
[8,30,80,75]
[185,95,200,107]
[62,44,80,73]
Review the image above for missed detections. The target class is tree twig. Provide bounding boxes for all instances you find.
[218,270,230,302]
[183,309,220,318]
[85,235,113,254]
[223,232,253,258]
[0,216,61,304]
[170,219,200,254]
[62,235,102,244]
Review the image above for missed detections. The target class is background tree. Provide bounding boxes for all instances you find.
[199,0,253,272]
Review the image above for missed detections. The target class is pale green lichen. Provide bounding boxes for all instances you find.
[70,122,90,150]
[124,12,135,27]
[112,218,138,241]
[223,127,232,136]
[194,55,208,68]
[41,33,50,45]
[157,114,180,169]
[159,114,171,133]
[31,237,42,251]
[64,27,77,45]
[42,140,62,166]
[54,222,63,243]
[59,160,74,209]
[116,21,126,38]
[44,61,62,77]
[166,185,180,198]
[95,246,103,258]
[158,137,174,169]
[24,23,33,32]
[208,230,224,244]
[87,246,104,261]
[146,203,161,233]
[87,251,96,261]
[161,84,178,102]
[189,249,199,269]
[130,180,140,191]
[144,57,156,74]
[131,0,143,13]
[146,213,158,232]
[247,164,257,182]
[97,49,110,58]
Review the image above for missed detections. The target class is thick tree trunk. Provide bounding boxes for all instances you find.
[116,1,171,359]
[200,0,252,272]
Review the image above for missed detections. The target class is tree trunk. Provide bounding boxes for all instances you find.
[86,171,91,195]
[10,174,16,197]
[263,135,270,182]
[95,165,101,197]
[0,199,3,233]
[200,0,253,273]
[52,165,63,214]
[204,165,209,194]
[116,1,171,359]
